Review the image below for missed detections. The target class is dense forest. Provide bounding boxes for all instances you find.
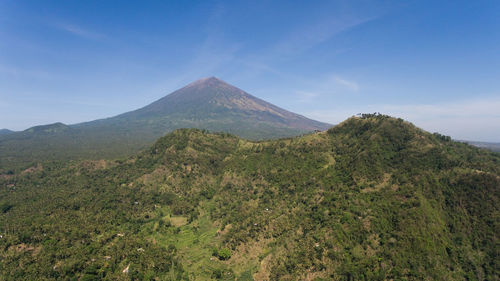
[0,115,498,280]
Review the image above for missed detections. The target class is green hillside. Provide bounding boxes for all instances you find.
[0,77,330,169]
[0,115,498,280]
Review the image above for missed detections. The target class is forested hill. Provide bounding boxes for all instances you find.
[0,115,498,280]
[0,77,330,169]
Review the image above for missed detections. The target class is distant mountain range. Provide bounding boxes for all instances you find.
[462,141,500,152]
[0,129,13,136]
[0,77,331,168]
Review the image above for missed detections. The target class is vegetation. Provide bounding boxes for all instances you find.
[0,77,330,169]
[213,248,232,261]
[0,115,498,280]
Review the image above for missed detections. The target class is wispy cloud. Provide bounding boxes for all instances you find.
[55,23,105,40]
[295,91,319,103]
[146,3,374,101]
[271,15,378,57]
[145,4,242,91]
[226,12,381,80]
[334,76,359,91]
[168,31,241,86]
[291,73,360,102]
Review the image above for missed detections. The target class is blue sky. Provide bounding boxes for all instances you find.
[0,0,499,141]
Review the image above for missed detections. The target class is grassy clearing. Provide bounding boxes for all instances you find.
[170,216,188,227]
[141,202,261,280]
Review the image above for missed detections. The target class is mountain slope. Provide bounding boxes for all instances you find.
[79,77,329,140]
[0,129,13,136]
[0,77,330,169]
[1,115,498,280]
[122,77,326,131]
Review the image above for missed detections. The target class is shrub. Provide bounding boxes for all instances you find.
[213,247,232,260]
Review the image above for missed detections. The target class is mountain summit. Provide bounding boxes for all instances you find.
[116,76,329,133]
[134,76,288,115]
[0,77,331,167]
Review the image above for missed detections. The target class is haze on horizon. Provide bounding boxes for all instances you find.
[0,0,499,142]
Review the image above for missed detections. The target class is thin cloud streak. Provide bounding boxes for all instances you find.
[272,15,379,57]
[55,23,106,40]
[291,73,361,102]
[334,76,359,91]
[230,13,381,79]
[295,91,319,103]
